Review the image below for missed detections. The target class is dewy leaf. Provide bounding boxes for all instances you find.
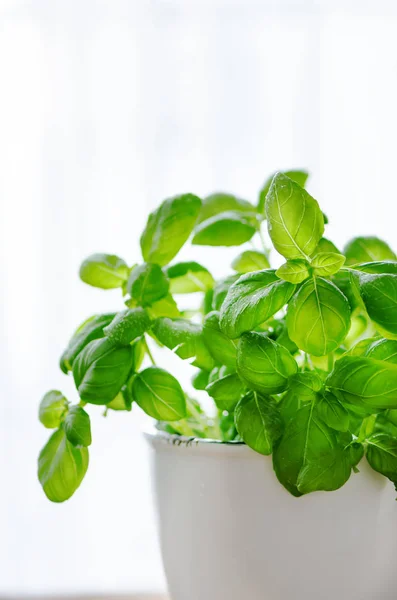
[237,332,297,394]
[220,270,296,339]
[258,169,309,214]
[151,317,214,371]
[366,433,397,488]
[140,193,202,266]
[165,261,214,293]
[60,313,117,373]
[317,391,350,432]
[235,391,283,455]
[273,403,351,497]
[202,311,237,367]
[39,391,69,429]
[198,192,256,224]
[38,428,89,502]
[211,275,240,311]
[63,405,92,447]
[276,259,310,284]
[146,294,180,318]
[311,252,346,277]
[192,211,258,247]
[286,277,351,356]
[206,373,245,411]
[126,263,169,307]
[344,236,396,266]
[231,250,270,274]
[103,308,151,346]
[265,172,324,259]
[79,253,129,289]
[132,366,186,421]
[73,338,134,405]
[365,338,397,363]
[327,355,397,411]
[356,272,397,336]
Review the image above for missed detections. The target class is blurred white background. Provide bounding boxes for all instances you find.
[1,0,397,596]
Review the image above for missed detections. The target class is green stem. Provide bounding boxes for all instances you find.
[327,353,335,372]
[144,335,156,365]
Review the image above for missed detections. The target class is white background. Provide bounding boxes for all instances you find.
[1,0,397,595]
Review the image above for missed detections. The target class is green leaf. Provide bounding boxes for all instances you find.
[79,253,129,289]
[151,317,214,371]
[140,194,202,266]
[265,172,324,259]
[211,275,240,311]
[220,270,296,339]
[314,237,341,255]
[327,355,397,411]
[273,403,351,496]
[126,263,169,307]
[345,336,380,357]
[258,169,309,214]
[235,391,283,455]
[103,308,151,346]
[236,332,297,394]
[39,391,69,429]
[366,433,397,488]
[288,372,323,401]
[276,259,310,284]
[132,366,186,421]
[356,272,397,337]
[331,269,364,312]
[165,261,214,293]
[130,336,147,372]
[365,338,397,363]
[73,338,134,405]
[286,277,351,356]
[63,405,92,447]
[192,369,210,391]
[106,388,134,411]
[353,261,397,275]
[60,313,117,372]
[206,373,245,411]
[202,311,237,367]
[146,294,180,318]
[198,192,256,224]
[317,391,349,432]
[344,236,396,266]
[231,250,270,274]
[38,428,89,502]
[311,252,345,277]
[192,211,258,247]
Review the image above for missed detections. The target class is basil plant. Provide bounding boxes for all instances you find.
[38,171,397,502]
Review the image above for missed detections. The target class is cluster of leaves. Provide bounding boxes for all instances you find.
[38,170,397,502]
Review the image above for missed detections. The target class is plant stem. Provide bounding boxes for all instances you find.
[144,335,156,365]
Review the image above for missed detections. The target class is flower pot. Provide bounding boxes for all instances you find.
[145,430,397,600]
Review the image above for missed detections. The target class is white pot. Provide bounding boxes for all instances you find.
[145,430,397,600]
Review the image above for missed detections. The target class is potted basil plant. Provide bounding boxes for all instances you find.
[38,171,397,600]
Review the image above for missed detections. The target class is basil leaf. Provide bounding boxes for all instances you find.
[258,169,309,214]
[38,429,89,502]
[286,277,351,356]
[273,404,351,496]
[211,275,240,311]
[357,272,397,336]
[151,317,214,371]
[331,269,364,311]
[314,237,341,255]
[344,236,396,265]
[235,391,283,455]
[73,338,134,405]
[317,391,349,432]
[353,261,397,275]
[202,311,237,367]
[64,405,92,447]
[165,261,214,293]
[276,259,310,284]
[146,294,180,318]
[237,332,297,394]
[192,211,257,247]
[107,388,133,411]
[265,172,324,259]
[365,338,397,363]
[132,366,186,421]
[60,313,117,372]
[220,270,296,339]
[126,263,169,307]
[206,373,245,411]
[311,252,345,277]
[366,433,397,488]
[140,194,202,266]
[327,355,397,411]
[131,336,147,372]
[103,308,151,346]
[288,372,322,401]
[192,369,210,391]
[198,192,256,224]
[231,250,270,274]
[345,336,380,357]
[79,253,129,289]
[39,391,69,429]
